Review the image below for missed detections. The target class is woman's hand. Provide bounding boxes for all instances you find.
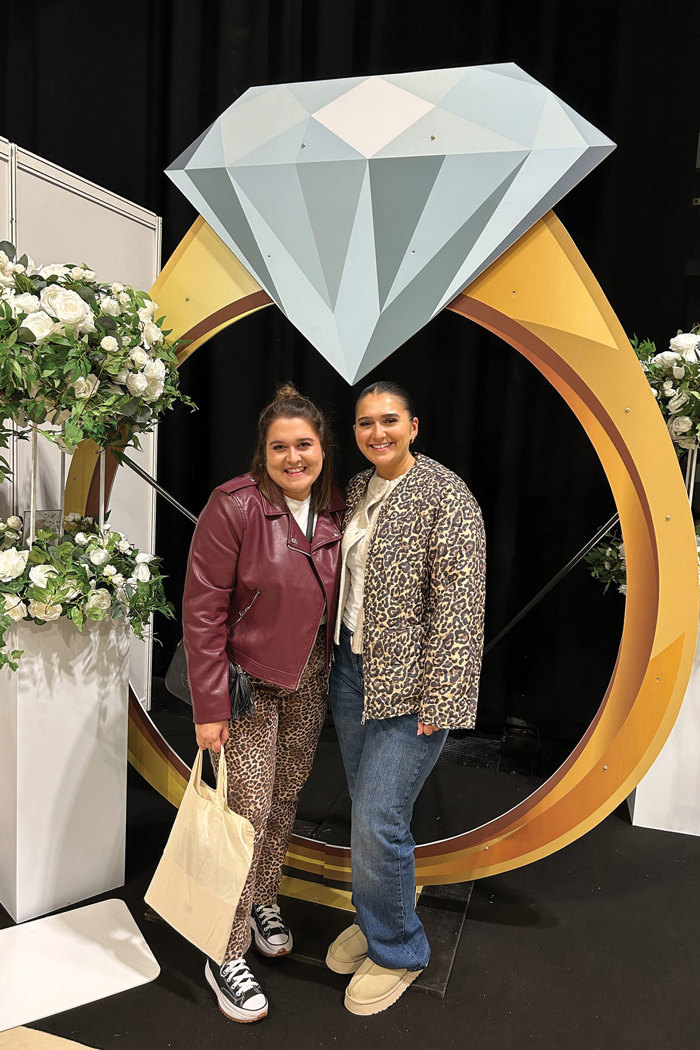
[417,721,440,736]
[195,721,230,752]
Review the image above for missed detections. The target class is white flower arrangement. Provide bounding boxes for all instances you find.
[0,241,194,469]
[632,328,700,452]
[0,513,174,671]
[587,327,699,595]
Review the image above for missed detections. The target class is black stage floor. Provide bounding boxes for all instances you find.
[3,742,700,1050]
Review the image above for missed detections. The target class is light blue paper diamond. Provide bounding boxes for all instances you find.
[167,64,615,384]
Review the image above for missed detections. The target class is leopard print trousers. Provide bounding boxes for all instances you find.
[212,628,327,961]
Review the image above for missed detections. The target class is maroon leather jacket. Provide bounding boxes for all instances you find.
[182,474,345,724]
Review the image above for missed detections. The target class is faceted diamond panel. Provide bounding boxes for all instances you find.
[167,64,615,384]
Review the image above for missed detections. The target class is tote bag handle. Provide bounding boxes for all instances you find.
[190,746,228,808]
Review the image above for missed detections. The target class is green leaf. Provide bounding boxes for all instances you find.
[16,327,35,343]
[70,606,85,630]
[0,241,16,261]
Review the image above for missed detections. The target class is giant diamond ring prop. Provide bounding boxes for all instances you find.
[167,63,615,383]
[66,65,698,891]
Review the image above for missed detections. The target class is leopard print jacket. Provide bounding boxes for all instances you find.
[343,454,486,729]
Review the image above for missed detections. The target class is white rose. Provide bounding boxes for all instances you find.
[103,564,117,577]
[29,564,58,588]
[133,562,151,583]
[85,588,111,611]
[143,378,164,401]
[118,292,130,306]
[13,292,40,314]
[111,282,124,294]
[40,286,95,333]
[669,333,700,361]
[672,366,686,380]
[143,357,166,381]
[116,539,131,553]
[126,371,148,396]
[661,380,675,398]
[21,310,56,342]
[74,532,89,546]
[0,547,29,582]
[4,594,27,621]
[28,599,62,621]
[100,296,121,317]
[142,321,163,347]
[39,264,70,278]
[73,374,100,399]
[89,548,111,566]
[62,586,80,601]
[65,512,81,523]
[6,515,22,530]
[667,391,690,415]
[129,347,149,368]
[668,416,694,437]
[100,335,119,353]
[652,351,682,371]
[618,584,627,596]
[111,573,125,587]
[138,300,157,322]
[135,552,155,563]
[69,266,95,281]
[113,368,129,385]
[4,530,19,542]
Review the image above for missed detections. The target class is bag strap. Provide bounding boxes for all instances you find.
[189,747,228,809]
[305,506,315,543]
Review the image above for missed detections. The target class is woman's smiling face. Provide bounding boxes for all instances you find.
[265,416,324,500]
[354,392,418,479]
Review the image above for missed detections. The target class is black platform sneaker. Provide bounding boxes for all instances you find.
[250,902,294,956]
[204,957,268,1022]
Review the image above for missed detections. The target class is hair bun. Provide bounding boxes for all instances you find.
[274,382,303,403]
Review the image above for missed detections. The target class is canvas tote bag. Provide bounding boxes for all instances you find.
[145,748,255,964]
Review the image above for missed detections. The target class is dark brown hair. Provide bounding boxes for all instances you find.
[250,383,334,512]
[355,380,417,421]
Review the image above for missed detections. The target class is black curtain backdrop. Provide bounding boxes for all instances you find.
[2,0,699,744]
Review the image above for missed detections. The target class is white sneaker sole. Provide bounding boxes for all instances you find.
[205,962,268,1023]
[250,918,293,957]
[344,967,422,1016]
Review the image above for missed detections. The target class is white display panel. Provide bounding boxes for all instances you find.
[0,143,161,706]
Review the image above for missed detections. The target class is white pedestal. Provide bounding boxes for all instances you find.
[0,618,130,923]
[628,622,700,835]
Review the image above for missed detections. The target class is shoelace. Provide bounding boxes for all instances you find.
[255,903,287,936]
[220,958,260,996]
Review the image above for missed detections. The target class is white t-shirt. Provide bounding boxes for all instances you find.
[284,494,325,625]
[284,494,314,537]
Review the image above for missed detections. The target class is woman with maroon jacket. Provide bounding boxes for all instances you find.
[182,384,343,1024]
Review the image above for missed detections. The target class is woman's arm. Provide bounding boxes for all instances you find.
[420,486,486,729]
[182,489,244,725]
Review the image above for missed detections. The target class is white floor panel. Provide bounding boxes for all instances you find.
[0,900,160,1033]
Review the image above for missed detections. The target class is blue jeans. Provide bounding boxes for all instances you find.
[329,624,448,970]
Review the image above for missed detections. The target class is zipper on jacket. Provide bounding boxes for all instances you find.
[292,605,325,691]
[232,588,260,625]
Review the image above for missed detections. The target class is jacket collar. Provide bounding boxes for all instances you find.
[260,482,345,518]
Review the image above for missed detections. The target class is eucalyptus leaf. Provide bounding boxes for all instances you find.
[0,241,16,261]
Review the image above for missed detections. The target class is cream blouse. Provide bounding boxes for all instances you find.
[336,472,402,653]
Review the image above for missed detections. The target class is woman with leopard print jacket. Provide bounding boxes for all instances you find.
[326,381,486,1018]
